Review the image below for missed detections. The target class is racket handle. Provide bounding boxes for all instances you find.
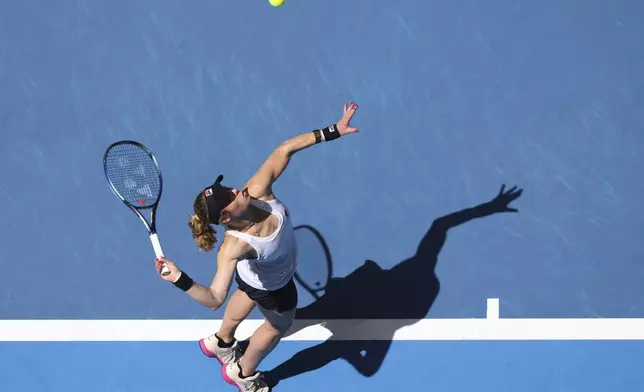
[150,233,171,276]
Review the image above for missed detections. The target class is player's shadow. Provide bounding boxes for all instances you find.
[263,185,523,388]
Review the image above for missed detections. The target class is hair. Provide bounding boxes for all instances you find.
[188,193,218,252]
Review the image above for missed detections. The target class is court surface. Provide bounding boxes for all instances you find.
[2,0,644,391]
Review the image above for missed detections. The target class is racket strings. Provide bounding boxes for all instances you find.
[104,144,161,208]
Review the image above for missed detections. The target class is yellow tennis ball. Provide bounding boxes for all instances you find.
[269,0,284,7]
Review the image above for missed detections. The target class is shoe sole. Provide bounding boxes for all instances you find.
[221,365,242,391]
[198,339,224,365]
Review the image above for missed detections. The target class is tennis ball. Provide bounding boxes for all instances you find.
[269,0,284,7]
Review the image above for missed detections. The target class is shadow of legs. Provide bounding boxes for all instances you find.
[264,339,392,387]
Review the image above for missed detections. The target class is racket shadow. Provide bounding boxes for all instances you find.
[263,186,523,388]
[292,224,334,305]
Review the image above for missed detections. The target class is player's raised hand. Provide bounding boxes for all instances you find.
[336,102,360,136]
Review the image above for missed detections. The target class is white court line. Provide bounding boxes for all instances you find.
[1,299,643,342]
[486,298,499,320]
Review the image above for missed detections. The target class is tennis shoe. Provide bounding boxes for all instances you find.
[222,361,270,392]
[199,333,242,365]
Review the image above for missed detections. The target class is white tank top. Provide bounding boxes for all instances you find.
[226,198,298,291]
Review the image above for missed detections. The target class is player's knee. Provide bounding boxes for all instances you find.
[266,312,294,336]
[269,320,291,337]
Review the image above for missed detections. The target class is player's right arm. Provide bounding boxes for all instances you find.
[244,102,360,200]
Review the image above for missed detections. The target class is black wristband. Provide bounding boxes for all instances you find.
[321,124,340,142]
[173,271,195,292]
[313,129,322,144]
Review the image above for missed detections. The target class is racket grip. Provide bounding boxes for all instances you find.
[150,233,170,276]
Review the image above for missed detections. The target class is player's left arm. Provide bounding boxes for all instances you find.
[244,102,359,201]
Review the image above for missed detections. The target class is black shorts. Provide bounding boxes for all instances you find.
[235,273,298,313]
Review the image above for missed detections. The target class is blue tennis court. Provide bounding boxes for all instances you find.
[2,0,644,391]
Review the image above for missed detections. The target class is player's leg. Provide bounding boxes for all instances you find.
[200,289,256,364]
[238,306,295,375]
[222,279,297,391]
[218,289,257,342]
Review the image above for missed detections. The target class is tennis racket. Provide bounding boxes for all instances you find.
[293,225,333,299]
[103,140,170,276]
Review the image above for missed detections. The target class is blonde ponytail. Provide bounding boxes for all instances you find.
[188,214,217,252]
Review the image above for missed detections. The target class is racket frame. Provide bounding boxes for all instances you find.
[103,140,170,276]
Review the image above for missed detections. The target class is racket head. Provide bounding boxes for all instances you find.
[293,224,333,300]
[103,140,164,212]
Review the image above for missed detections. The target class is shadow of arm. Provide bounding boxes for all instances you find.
[416,185,522,256]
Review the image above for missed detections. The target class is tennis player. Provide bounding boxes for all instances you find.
[155,102,359,391]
